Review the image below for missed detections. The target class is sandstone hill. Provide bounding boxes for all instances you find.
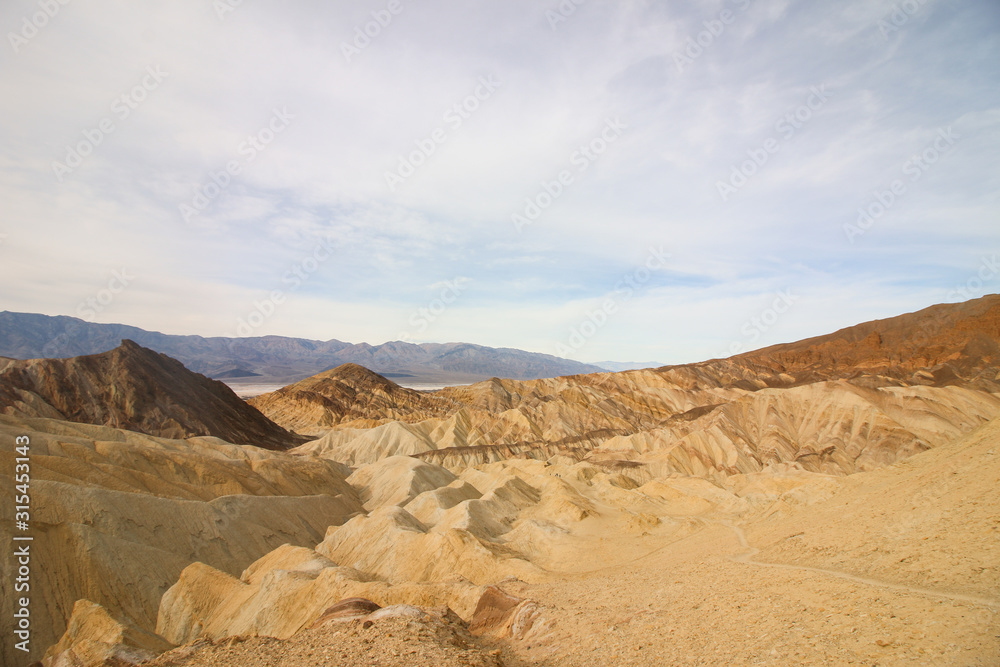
[680,293,1000,390]
[261,296,1000,474]
[0,415,362,666]
[0,340,301,449]
[247,363,461,435]
[29,415,1000,666]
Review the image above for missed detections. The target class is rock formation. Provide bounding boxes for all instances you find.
[262,296,1000,477]
[2,295,998,666]
[0,415,361,665]
[248,363,461,435]
[0,340,302,449]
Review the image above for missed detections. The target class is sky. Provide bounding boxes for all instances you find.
[1,0,998,365]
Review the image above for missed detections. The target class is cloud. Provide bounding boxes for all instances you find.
[0,0,998,363]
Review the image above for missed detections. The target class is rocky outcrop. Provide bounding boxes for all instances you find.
[248,363,461,434]
[42,600,174,667]
[469,586,551,641]
[0,415,362,666]
[0,340,302,449]
[309,597,382,627]
[155,545,484,645]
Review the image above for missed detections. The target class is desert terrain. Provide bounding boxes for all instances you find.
[1,296,998,666]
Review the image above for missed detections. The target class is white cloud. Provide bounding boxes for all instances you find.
[0,0,997,363]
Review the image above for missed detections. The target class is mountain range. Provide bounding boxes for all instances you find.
[0,311,606,384]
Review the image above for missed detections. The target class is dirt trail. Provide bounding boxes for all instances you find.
[726,521,1000,609]
[496,516,1000,666]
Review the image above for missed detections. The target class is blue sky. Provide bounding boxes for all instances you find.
[1,0,998,364]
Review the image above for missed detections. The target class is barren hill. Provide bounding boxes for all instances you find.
[0,415,362,665]
[676,293,1000,390]
[260,296,1000,473]
[34,415,996,666]
[0,340,300,449]
[247,363,461,435]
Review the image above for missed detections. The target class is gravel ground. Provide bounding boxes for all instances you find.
[144,612,515,667]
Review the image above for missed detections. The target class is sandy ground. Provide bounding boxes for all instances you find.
[139,419,999,666]
[499,523,998,666]
[147,615,505,667]
[141,518,999,666]
[493,424,1000,666]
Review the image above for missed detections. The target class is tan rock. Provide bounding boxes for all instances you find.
[42,599,173,667]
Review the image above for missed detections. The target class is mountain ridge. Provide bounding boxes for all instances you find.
[261,295,1000,473]
[667,293,1000,391]
[0,311,604,383]
[0,339,301,449]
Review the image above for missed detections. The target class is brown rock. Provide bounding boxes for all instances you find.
[310,598,382,627]
[469,586,547,640]
[0,340,302,449]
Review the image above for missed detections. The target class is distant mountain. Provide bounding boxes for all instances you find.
[0,312,604,383]
[592,361,665,372]
[0,340,302,449]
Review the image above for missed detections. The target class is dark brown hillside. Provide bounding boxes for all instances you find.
[249,363,461,434]
[0,340,301,449]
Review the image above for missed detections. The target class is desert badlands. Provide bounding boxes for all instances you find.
[1,295,999,666]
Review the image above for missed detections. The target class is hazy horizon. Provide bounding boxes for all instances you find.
[6,294,998,370]
[2,1,998,365]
